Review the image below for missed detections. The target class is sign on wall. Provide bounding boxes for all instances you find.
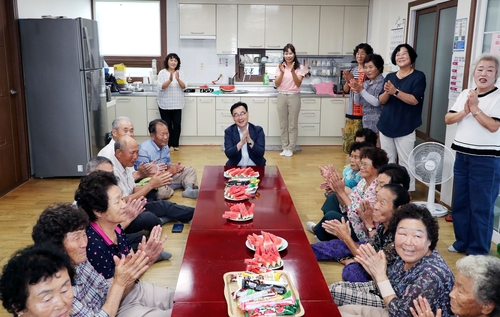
[453,18,467,52]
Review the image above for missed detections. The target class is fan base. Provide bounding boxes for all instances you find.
[412,201,448,217]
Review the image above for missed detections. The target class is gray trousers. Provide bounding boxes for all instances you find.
[277,93,301,151]
[117,281,174,317]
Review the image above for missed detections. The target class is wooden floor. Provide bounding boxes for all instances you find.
[0,145,497,316]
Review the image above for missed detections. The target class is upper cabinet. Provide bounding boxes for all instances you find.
[319,6,345,55]
[343,6,369,55]
[238,5,265,48]
[265,6,292,49]
[180,4,216,39]
[292,6,320,55]
[216,5,238,54]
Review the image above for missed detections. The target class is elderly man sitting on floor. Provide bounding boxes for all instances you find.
[135,119,199,199]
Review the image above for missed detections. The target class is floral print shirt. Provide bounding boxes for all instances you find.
[386,250,454,317]
[340,178,378,242]
[368,224,397,265]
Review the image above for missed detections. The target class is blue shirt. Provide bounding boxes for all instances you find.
[342,166,361,189]
[135,138,171,170]
[377,70,426,138]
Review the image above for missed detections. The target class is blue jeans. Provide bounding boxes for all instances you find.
[451,152,500,255]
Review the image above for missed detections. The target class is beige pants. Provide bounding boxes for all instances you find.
[277,93,301,151]
[157,166,198,199]
[339,305,389,317]
[117,281,175,317]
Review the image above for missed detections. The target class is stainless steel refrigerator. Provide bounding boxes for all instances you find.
[19,17,107,178]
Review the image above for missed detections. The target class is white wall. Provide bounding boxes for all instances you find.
[17,0,91,19]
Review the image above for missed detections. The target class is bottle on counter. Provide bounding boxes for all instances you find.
[263,72,269,85]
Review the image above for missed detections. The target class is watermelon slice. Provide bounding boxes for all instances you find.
[222,202,255,220]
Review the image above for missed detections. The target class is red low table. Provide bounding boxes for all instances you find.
[172,166,341,316]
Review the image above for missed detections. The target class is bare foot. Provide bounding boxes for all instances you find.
[339,258,355,266]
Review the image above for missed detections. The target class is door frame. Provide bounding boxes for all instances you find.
[411,0,458,142]
[1,0,30,195]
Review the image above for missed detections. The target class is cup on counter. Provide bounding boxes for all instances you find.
[143,76,149,84]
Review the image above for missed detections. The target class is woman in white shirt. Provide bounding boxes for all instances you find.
[157,53,186,151]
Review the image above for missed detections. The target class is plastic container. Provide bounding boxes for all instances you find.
[263,72,269,85]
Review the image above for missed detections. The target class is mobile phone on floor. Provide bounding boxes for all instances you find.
[172,223,184,233]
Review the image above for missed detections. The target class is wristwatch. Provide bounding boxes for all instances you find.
[472,109,482,117]
[367,227,376,232]
[393,89,400,96]
[247,142,253,146]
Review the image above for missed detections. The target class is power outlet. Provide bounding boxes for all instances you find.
[77,165,83,172]
[200,63,204,70]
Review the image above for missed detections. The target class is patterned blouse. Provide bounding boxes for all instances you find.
[71,260,111,317]
[86,222,131,279]
[368,224,397,265]
[386,250,454,317]
[340,178,378,242]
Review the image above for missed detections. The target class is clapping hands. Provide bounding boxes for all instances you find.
[138,225,168,266]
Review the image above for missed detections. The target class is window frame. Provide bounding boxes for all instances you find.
[91,0,167,67]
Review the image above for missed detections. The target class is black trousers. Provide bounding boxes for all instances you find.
[124,200,194,234]
[159,108,182,147]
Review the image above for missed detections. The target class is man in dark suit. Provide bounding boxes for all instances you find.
[224,102,266,166]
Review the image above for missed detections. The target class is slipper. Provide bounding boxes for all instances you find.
[445,215,452,222]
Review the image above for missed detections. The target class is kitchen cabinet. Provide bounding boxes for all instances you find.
[179,4,216,38]
[298,98,320,136]
[343,6,369,55]
[319,6,345,55]
[216,97,240,136]
[216,5,237,54]
[292,6,319,55]
[146,96,161,126]
[241,97,268,134]
[268,98,281,137]
[115,96,148,136]
[320,98,345,137]
[238,5,265,48]
[197,97,216,136]
[182,97,197,136]
[265,6,292,49]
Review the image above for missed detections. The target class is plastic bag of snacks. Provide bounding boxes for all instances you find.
[114,63,127,85]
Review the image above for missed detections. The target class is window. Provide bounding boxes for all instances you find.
[482,0,500,53]
[93,0,166,67]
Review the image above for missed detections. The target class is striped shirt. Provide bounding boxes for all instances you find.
[157,69,187,110]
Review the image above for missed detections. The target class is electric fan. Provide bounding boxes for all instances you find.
[408,142,455,217]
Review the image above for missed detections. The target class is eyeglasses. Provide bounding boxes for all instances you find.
[359,162,372,168]
[232,111,247,118]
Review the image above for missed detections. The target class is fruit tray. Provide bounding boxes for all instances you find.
[223,271,305,317]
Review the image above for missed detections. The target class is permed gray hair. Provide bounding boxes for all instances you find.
[456,255,500,316]
[472,53,500,80]
[86,156,112,173]
[111,116,131,131]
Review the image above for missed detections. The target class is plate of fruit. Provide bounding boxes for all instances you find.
[222,202,255,221]
[224,167,259,180]
[246,231,288,252]
[224,185,254,201]
[244,237,284,270]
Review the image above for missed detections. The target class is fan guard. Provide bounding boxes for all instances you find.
[408,142,455,217]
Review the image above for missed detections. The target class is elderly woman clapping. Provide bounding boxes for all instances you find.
[336,204,455,317]
[411,255,500,317]
[32,202,175,316]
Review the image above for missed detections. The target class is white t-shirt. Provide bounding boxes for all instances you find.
[450,87,500,156]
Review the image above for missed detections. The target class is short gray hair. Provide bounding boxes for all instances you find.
[472,53,500,80]
[86,156,112,173]
[111,116,131,131]
[456,255,500,316]
[114,135,135,152]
